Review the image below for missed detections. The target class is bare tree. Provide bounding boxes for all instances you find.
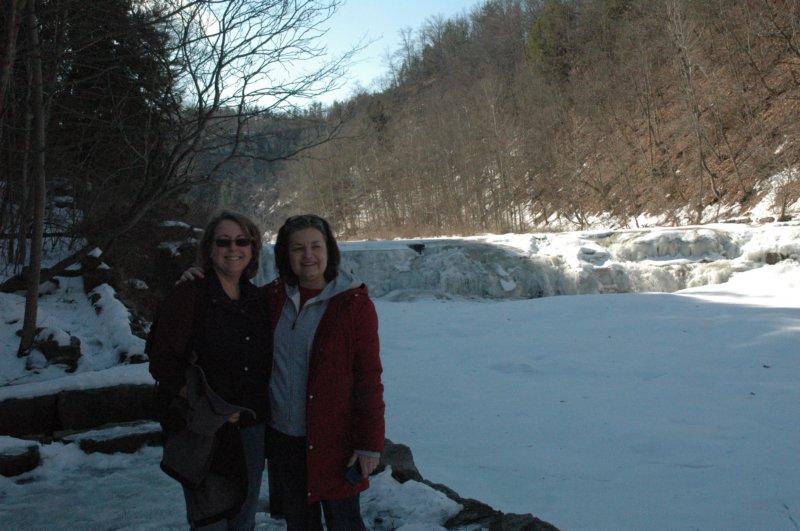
[6,0,359,363]
[0,0,25,132]
[665,0,722,223]
[2,0,356,293]
[17,0,46,356]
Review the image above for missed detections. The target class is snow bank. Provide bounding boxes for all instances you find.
[0,364,152,401]
[88,284,145,359]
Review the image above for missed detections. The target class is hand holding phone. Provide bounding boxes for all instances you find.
[344,460,362,485]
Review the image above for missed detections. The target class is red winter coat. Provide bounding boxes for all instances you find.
[261,279,385,502]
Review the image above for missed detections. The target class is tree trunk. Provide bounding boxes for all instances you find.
[0,0,25,132]
[0,0,25,267]
[17,0,46,357]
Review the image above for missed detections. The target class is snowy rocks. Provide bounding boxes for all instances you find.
[378,439,422,483]
[82,254,117,293]
[55,420,162,454]
[28,327,82,372]
[433,483,558,530]
[440,491,559,531]
[0,398,561,528]
[0,437,40,477]
[433,480,559,530]
[119,350,148,365]
[765,251,791,264]
[86,284,147,364]
[379,440,560,531]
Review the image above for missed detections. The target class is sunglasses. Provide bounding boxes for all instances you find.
[214,238,252,248]
[286,214,325,224]
[285,214,329,231]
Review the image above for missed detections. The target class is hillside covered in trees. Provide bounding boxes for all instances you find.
[2,0,799,253]
[282,0,800,238]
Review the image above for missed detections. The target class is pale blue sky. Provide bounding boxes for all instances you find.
[318,0,481,104]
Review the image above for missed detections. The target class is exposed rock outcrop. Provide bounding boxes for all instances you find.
[378,439,559,530]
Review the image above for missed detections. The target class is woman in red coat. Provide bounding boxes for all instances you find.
[264,213,384,531]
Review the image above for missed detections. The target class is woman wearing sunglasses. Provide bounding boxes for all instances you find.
[149,210,272,530]
[178,213,385,530]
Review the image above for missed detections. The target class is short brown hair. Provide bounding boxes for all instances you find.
[274,214,340,286]
[197,210,263,279]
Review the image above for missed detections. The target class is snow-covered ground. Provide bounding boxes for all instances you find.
[1,218,799,529]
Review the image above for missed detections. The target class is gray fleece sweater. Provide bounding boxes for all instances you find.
[268,269,361,436]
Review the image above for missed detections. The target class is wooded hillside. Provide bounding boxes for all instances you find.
[283,0,800,238]
[2,0,799,248]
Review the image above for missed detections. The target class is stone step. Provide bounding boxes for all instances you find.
[55,420,163,454]
[0,437,41,477]
[0,384,157,438]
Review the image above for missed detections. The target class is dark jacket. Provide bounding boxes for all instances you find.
[161,365,253,526]
[262,277,385,502]
[148,274,272,426]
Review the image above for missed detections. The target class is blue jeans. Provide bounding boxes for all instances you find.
[185,423,266,530]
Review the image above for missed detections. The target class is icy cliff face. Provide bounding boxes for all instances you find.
[254,222,800,300]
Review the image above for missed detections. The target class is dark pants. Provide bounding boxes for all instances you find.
[232,423,266,530]
[183,423,265,530]
[267,427,365,531]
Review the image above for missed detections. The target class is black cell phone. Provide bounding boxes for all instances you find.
[344,461,362,484]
